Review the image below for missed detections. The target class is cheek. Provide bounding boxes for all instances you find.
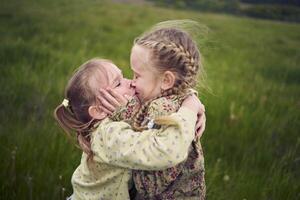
[114,87,126,95]
[134,79,142,88]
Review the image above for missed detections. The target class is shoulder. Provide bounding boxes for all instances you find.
[147,95,181,118]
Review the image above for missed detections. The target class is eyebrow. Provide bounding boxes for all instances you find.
[112,72,122,85]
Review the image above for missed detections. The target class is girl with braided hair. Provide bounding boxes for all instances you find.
[54,58,205,200]
[99,20,207,199]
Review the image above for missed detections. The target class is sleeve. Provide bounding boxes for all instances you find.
[91,107,197,170]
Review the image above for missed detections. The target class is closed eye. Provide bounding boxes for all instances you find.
[115,82,121,87]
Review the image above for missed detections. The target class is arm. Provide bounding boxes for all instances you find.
[91,106,197,170]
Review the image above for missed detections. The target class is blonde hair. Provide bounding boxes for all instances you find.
[54,58,113,159]
[132,20,205,130]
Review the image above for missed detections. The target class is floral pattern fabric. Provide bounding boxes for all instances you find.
[112,93,206,200]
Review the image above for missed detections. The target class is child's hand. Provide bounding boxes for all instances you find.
[98,88,131,115]
[182,94,206,139]
[195,111,206,140]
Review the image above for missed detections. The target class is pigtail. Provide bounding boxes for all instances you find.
[153,116,179,127]
[131,92,168,131]
[54,104,77,139]
[77,134,93,159]
[132,90,190,131]
[131,98,156,131]
[153,91,189,127]
[54,103,95,159]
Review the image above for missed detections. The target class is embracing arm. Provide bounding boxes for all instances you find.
[91,106,197,170]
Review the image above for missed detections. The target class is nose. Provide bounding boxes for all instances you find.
[129,80,135,88]
[124,78,134,88]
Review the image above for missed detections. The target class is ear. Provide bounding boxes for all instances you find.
[88,106,107,120]
[161,71,176,91]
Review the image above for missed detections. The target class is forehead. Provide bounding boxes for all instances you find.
[89,61,121,89]
[104,62,122,83]
[106,62,121,75]
[98,60,119,74]
[130,45,153,73]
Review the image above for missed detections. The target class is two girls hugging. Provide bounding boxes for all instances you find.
[54,20,207,200]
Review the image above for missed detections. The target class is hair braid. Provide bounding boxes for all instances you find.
[137,36,200,91]
[132,27,203,130]
[131,93,164,131]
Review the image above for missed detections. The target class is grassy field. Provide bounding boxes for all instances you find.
[0,0,299,199]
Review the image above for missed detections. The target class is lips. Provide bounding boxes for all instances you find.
[127,88,135,97]
[134,91,142,102]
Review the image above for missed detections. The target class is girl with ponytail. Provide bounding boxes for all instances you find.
[54,58,205,200]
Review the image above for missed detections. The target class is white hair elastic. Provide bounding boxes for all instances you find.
[147,119,155,129]
[62,99,69,108]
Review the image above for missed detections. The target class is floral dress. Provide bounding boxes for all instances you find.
[112,95,206,200]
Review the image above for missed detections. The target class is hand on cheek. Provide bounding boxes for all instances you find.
[97,88,131,115]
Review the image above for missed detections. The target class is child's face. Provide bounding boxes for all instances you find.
[87,61,134,120]
[130,45,163,103]
[104,62,135,97]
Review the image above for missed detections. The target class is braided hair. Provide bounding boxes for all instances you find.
[132,27,202,130]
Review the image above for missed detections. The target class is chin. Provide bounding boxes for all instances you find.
[131,94,140,103]
[135,93,143,102]
[127,90,135,97]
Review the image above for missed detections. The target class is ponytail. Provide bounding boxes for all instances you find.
[54,103,95,159]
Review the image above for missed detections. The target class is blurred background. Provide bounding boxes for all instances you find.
[0,0,299,199]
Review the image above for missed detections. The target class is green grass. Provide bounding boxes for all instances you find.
[1,0,299,199]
